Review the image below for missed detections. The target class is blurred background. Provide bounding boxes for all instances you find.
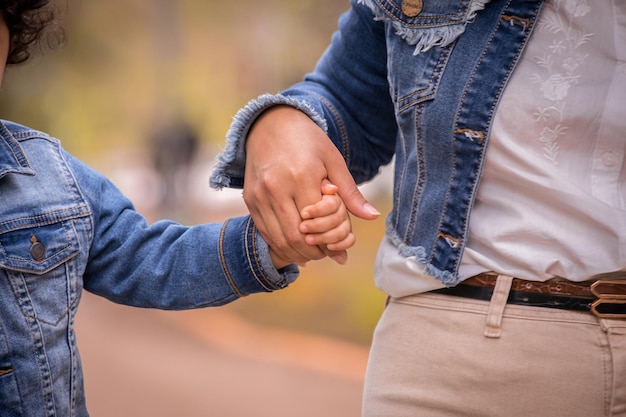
[2,0,394,415]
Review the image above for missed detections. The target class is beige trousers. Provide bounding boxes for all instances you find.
[362,275,626,417]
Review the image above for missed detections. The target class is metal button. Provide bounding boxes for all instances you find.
[402,0,423,17]
[30,235,46,262]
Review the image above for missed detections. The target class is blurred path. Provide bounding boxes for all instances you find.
[76,292,368,417]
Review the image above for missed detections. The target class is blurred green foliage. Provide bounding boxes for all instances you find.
[0,0,390,345]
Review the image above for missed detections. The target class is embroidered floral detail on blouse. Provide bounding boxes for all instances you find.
[529,0,593,164]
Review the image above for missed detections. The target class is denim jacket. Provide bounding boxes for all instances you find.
[210,0,545,286]
[0,120,297,416]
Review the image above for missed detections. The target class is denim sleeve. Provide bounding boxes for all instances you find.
[210,0,397,189]
[64,151,298,309]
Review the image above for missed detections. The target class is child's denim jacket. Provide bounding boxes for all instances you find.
[211,0,545,286]
[0,121,297,416]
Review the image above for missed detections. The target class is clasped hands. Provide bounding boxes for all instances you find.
[243,106,380,269]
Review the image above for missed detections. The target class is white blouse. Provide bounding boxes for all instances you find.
[461,0,626,281]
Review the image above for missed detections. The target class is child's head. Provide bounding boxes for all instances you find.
[2,0,57,65]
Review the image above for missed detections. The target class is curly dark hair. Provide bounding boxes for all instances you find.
[2,0,58,64]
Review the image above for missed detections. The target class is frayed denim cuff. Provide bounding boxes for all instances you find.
[220,216,299,296]
[209,93,328,190]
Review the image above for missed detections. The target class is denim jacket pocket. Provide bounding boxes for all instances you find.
[360,0,489,110]
[0,219,81,325]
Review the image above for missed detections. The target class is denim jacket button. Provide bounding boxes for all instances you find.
[402,0,423,17]
[30,237,46,262]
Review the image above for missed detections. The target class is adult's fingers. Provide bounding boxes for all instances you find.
[325,156,381,220]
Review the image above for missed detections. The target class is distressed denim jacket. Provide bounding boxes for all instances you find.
[0,121,297,417]
[210,0,545,286]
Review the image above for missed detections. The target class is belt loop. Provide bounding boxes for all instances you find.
[484,275,514,339]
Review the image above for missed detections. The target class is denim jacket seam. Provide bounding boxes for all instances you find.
[69,296,80,417]
[396,46,451,111]
[20,304,72,328]
[16,282,57,415]
[314,93,351,168]
[0,208,91,233]
[0,135,31,173]
[245,219,280,291]
[409,104,428,241]
[391,111,408,234]
[54,141,89,214]
[58,149,97,263]
[429,152,458,269]
[2,249,76,276]
[218,219,245,298]
[10,128,51,141]
[402,163,418,245]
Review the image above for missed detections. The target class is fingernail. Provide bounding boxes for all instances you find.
[301,211,311,220]
[364,202,380,216]
[331,254,347,265]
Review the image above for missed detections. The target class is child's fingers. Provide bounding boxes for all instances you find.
[300,180,354,262]
[304,218,353,246]
[326,232,356,252]
[300,200,346,233]
[300,212,347,234]
[301,193,341,220]
[320,179,338,196]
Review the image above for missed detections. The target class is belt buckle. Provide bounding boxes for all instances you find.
[590,279,626,319]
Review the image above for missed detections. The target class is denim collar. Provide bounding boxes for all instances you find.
[0,122,35,178]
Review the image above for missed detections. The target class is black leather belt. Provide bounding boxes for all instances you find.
[433,273,626,319]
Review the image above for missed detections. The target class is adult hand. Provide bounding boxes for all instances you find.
[243,105,380,265]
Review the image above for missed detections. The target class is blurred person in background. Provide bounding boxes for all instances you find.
[211,0,626,415]
[150,118,199,214]
[0,1,355,416]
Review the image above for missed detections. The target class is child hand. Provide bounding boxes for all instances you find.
[298,180,355,263]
